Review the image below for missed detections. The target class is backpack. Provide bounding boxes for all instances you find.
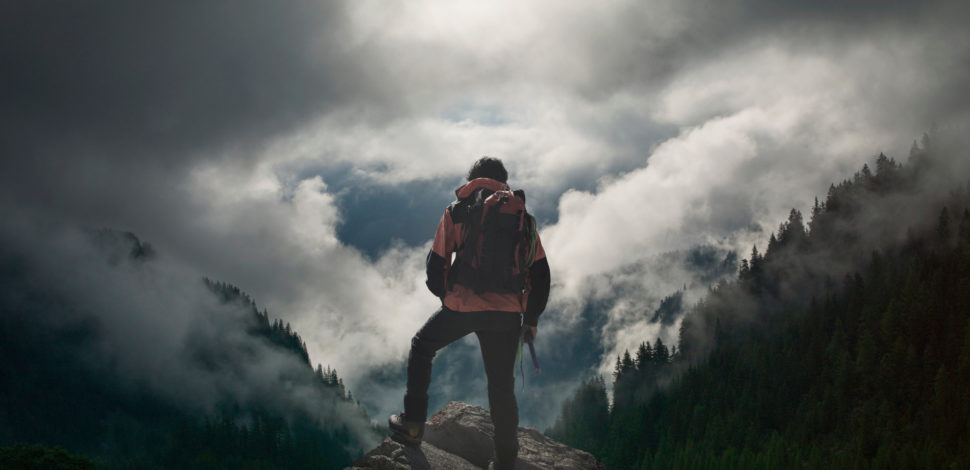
[448,187,538,294]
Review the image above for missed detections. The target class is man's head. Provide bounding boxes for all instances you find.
[466,156,508,183]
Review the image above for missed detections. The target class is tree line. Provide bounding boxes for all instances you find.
[549,137,970,469]
[0,245,371,469]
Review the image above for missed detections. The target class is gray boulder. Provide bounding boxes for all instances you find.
[347,402,607,470]
[349,438,479,470]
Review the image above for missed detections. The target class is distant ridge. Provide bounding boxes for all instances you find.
[0,228,377,468]
[551,141,970,468]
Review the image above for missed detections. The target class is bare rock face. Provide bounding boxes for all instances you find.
[347,402,607,470]
[422,401,496,467]
[349,438,479,470]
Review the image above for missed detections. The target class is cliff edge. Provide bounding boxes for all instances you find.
[348,401,607,470]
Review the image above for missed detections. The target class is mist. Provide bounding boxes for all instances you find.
[2,0,970,433]
[0,220,381,450]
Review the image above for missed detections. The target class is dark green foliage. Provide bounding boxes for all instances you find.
[0,251,369,469]
[650,291,683,325]
[153,412,360,470]
[551,150,970,469]
[546,377,610,455]
[205,279,314,368]
[0,444,96,470]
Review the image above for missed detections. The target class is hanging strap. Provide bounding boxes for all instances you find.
[525,214,538,268]
[526,333,541,374]
[515,326,541,390]
[516,329,526,390]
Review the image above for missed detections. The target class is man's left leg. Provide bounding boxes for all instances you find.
[393,307,473,446]
[476,312,522,470]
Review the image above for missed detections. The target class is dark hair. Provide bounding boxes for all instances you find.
[466,156,508,183]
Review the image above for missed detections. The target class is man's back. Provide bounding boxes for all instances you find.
[426,177,549,319]
[392,156,550,470]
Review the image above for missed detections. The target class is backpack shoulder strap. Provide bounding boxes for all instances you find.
[448,188,494,224]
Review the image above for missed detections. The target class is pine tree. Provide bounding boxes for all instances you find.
[636,342,653,370]
[938,206,951,242]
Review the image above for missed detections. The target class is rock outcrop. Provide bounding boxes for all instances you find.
[348,402,607,470]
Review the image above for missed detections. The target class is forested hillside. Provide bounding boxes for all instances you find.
[0,231,376,469]
[549,139,970,469]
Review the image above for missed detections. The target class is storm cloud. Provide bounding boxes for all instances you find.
[2,0,970,428]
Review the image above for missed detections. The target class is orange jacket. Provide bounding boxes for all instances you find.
[425,178,550,325]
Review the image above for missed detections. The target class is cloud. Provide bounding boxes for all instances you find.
[1,0,361,160]
[176,164,438,379]
[0,221,380,448]
[534,11,970,295]
[2,0,970,431]
[525,1,970,391]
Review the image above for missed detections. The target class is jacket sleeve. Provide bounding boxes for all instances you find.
[425,210,455,299]
[524,239,550,327]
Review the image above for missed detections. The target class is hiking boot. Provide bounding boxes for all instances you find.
[388,413,424,447]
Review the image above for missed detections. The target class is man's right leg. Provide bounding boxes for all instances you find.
[403,307,472,424]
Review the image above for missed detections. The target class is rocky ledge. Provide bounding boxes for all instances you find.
[347,401,607,470]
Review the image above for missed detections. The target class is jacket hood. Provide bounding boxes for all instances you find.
[455,178,510,199]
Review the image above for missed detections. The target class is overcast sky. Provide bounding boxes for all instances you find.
[3,0,970,427]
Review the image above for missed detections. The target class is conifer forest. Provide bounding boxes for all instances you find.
[7,1,970,468]
[0,259,375,469]
[548,140,970,469]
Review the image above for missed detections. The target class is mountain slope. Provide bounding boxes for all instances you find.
[0,229,379,469]
[550,139,970,469]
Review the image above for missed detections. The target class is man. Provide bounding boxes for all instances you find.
[389,157,551,470]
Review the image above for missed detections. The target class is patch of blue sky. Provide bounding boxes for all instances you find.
[286,162,459,259]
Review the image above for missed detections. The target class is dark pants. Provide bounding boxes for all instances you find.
[404,306,521,468]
